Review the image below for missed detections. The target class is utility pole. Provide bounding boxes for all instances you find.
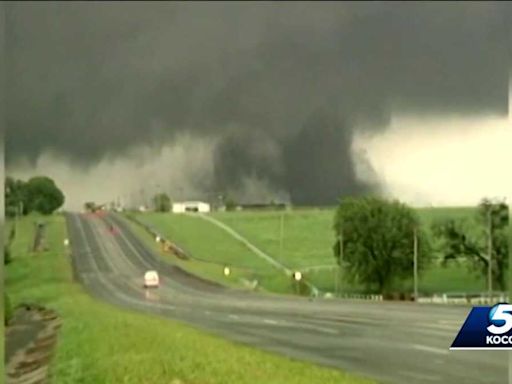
[487,206,493,301]
[413,226,418,302]
[279,211,284,261]
[339,229,344,298]
[15,201,23,232]
[14,200,19,233]
[218,194,223,210]
[335,264,339,297]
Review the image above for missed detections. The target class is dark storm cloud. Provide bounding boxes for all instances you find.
[5,2,512,204]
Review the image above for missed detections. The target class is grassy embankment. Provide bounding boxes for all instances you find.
[5,213,374,384]
[124,213,294,293]
[135,206,486,295]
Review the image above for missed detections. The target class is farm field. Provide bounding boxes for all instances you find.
[135,206,486,295]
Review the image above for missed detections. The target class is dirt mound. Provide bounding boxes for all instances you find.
[5,304,61,384]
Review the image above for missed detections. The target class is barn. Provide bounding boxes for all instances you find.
[171,201,211,213]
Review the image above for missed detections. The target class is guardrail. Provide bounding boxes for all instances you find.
[122,213,263,269]
[321,291,509,304]
[122,213,190,260]
[121,212,323,295]
[120,213,509,304]
[324,293,383,301]
[417,293,509,305]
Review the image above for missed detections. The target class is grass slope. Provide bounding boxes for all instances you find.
[5,214,373,384]
[214,210,335,268]
[133,213,272,270]
[138,207,485,294]
[128,213,294,293]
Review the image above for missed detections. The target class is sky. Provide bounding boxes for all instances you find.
[354,112,512,207]
[5,2,512,209]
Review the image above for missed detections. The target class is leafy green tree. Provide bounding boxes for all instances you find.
[6,176,65,216]
[333,197,431,293]
[433,198,509,291]
[5,176,27,217]
[152,193,171,212]
[23,176,65,215]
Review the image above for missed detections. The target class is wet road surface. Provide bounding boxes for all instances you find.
[65,212,508,384]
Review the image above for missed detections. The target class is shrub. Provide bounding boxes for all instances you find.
[4,246,11,265]
[5,293,13,325]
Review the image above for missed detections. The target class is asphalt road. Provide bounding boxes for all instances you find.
[65,212,508,384]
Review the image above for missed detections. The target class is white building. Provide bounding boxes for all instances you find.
[171,201,211,213]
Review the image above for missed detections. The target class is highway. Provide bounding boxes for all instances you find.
[65,212,508,384]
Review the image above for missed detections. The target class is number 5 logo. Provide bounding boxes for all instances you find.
[487,304,512,335]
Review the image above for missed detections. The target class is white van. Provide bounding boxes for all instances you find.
[144,270,159,288]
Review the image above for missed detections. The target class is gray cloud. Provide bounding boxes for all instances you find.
[5,2,511,204]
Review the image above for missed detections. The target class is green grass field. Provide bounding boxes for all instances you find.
[131,213,272,270]
[122,214,270,291]
[126,213,295,293]
[136,206,486,295]
[214,207,478,267]
[214,210,335,268]
[5,214,373,384]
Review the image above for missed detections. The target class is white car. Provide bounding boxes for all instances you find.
[144,270,160,288]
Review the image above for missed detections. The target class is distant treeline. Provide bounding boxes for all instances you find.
[236,203,288,211]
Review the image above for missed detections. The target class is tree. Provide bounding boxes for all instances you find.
[433,198,509,291]
[225,196,237,211]
[23,176,65,215]
[4,246,11,265]
[84,202,97,212]
[152,193,171,212]
[5,293,13,325]
[333,197,431,293]
[5,176,27,217]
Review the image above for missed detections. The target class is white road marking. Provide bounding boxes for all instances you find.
[414,326,456,338]
[285,322,339,335]
[399,370,441,382]
[327,315,382,326]
[263,319,278,325]
[204,311,211,315]
[228,314,239,320]
[438,319,463,326]
[429,323,460,331]
[415,322,460,333]
[412,344,449,355]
